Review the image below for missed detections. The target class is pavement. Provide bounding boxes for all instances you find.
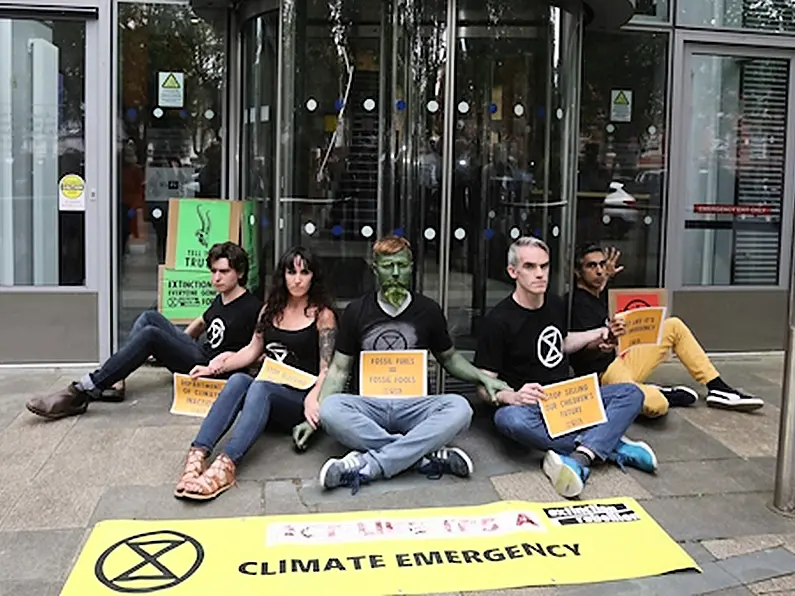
[2,354,795,595]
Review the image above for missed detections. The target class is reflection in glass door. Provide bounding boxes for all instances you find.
[676,48,794,287]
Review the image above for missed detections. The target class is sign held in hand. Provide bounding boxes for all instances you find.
[615,306,666,354]
[256,358,317,390]
[539,373,606,438]
[359,350,428,398]
[171,373,226,417]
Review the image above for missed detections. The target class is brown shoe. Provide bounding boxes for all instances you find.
[174,447,208,498]
[26,383,89,420]
[182,454,237,501]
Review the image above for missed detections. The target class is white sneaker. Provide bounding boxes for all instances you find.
[706,389,764,412]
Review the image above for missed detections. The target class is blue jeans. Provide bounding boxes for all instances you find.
[192,373,307,463]
[319,394,473,479]
[493,383,643,460]
[87,310,205,391]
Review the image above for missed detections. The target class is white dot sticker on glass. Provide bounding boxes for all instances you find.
[424,228,436,241]
[552,225,560,237]
[304,222,316,235]
[361,225,374,238]
[602,215,611,225]
[249,215,256,226]
[363,98,376,112]
[647,125,656,135]
[204,109,215,120]
[644,215,653,225]
[556,108,563,120]
[152,208,163,220]
[153,108,164,119]
[457,101,470,114]
[454,228,466,240]
[606,123,616,134]
[510,227,521,239]
[513,104,525,117]
[427,100,439,113]
[305,98,318,112]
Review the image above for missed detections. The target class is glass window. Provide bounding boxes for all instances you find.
[117,2,226,342]
[680,53,788,286]
[0,18,86,286]
[678,0,795,32]
[577,30,668,288]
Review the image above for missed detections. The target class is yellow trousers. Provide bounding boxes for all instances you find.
[600,317,719,418]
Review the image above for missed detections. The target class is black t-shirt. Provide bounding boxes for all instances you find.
[336,292,453,392]
[201,291,262,360]
[566,287,615,376]
[474,293,570,389]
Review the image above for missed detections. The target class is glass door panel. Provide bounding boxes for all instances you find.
[680,50,791,287]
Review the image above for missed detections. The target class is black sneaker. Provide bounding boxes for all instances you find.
[706,389,764,412]
[655,385,698,407]
[417,447,474,479]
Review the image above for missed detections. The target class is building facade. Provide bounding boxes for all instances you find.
[1,0,793,365]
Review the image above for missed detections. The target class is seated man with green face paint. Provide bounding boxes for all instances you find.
[293,235,509,493]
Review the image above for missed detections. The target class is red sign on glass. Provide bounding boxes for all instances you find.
[694,204,772,216]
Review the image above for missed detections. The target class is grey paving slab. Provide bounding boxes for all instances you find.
[634,457,775,498]
[677,404,780,458]
[717,547,795,584]
[702,534,795,560]
[749,572,795,594]
[106,425,199,487]
[0,580,61,596]
[624,410,738,463]
[683,542,717,566]
[641,493,795,542]
[491,471,560,502]
[263,479,313,515]
[0,529,85,583]
[454,410,538,477]
[701,586,755,596]
[304,479,502,513]
[0,483,104,531]
[234,430,344,481]
[490,467,652,502]
[90,481,265,522]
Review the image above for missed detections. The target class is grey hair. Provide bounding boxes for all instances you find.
[507,236,550,267]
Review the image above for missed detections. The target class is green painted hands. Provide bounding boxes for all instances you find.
[480,374,511,402]
[292,421,316,451]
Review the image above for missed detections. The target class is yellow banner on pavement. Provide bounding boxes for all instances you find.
[171,374,226,418]
[61,499,699,595]
[539,373,607,438]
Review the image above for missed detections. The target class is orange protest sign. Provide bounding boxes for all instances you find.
[608,288,667,317]
[359,350,428,398]
[171,373,226,417]
[616,306,666,354]
[539,373,606,438]
[256,358,317,390]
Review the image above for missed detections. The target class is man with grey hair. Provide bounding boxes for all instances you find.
[474,236,658,499]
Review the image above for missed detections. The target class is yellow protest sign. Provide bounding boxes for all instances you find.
[539,373,607,438]
[616,306,667,354]
[61,499,699,595]
[359,350,427,398]
[256,358,317,390]
[171,374,226,418]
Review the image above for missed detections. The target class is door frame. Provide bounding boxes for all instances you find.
[666,31,795,293]
[0,0,112,363]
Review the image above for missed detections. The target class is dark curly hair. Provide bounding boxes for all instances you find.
[256,246,333,333]
[206,242,248,286]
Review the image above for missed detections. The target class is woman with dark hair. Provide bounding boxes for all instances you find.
[175,246,336,500]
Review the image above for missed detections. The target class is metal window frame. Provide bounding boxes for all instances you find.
[666,29,795,293]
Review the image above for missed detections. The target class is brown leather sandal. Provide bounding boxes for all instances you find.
[174,447,208,498]
[181,453,237,501]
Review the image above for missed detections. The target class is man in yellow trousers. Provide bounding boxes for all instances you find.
[566,244,764,418]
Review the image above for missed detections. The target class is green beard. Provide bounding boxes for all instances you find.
[382,284,408,308]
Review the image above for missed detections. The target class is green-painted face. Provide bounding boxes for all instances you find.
[373,249,413,308]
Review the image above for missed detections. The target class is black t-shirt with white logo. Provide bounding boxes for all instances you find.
[566,287,615,376]
[201,291,262,360]
[474,293,570,389]
[336,292,453,393]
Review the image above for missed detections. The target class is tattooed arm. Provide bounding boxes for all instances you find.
[302,308,338,428]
